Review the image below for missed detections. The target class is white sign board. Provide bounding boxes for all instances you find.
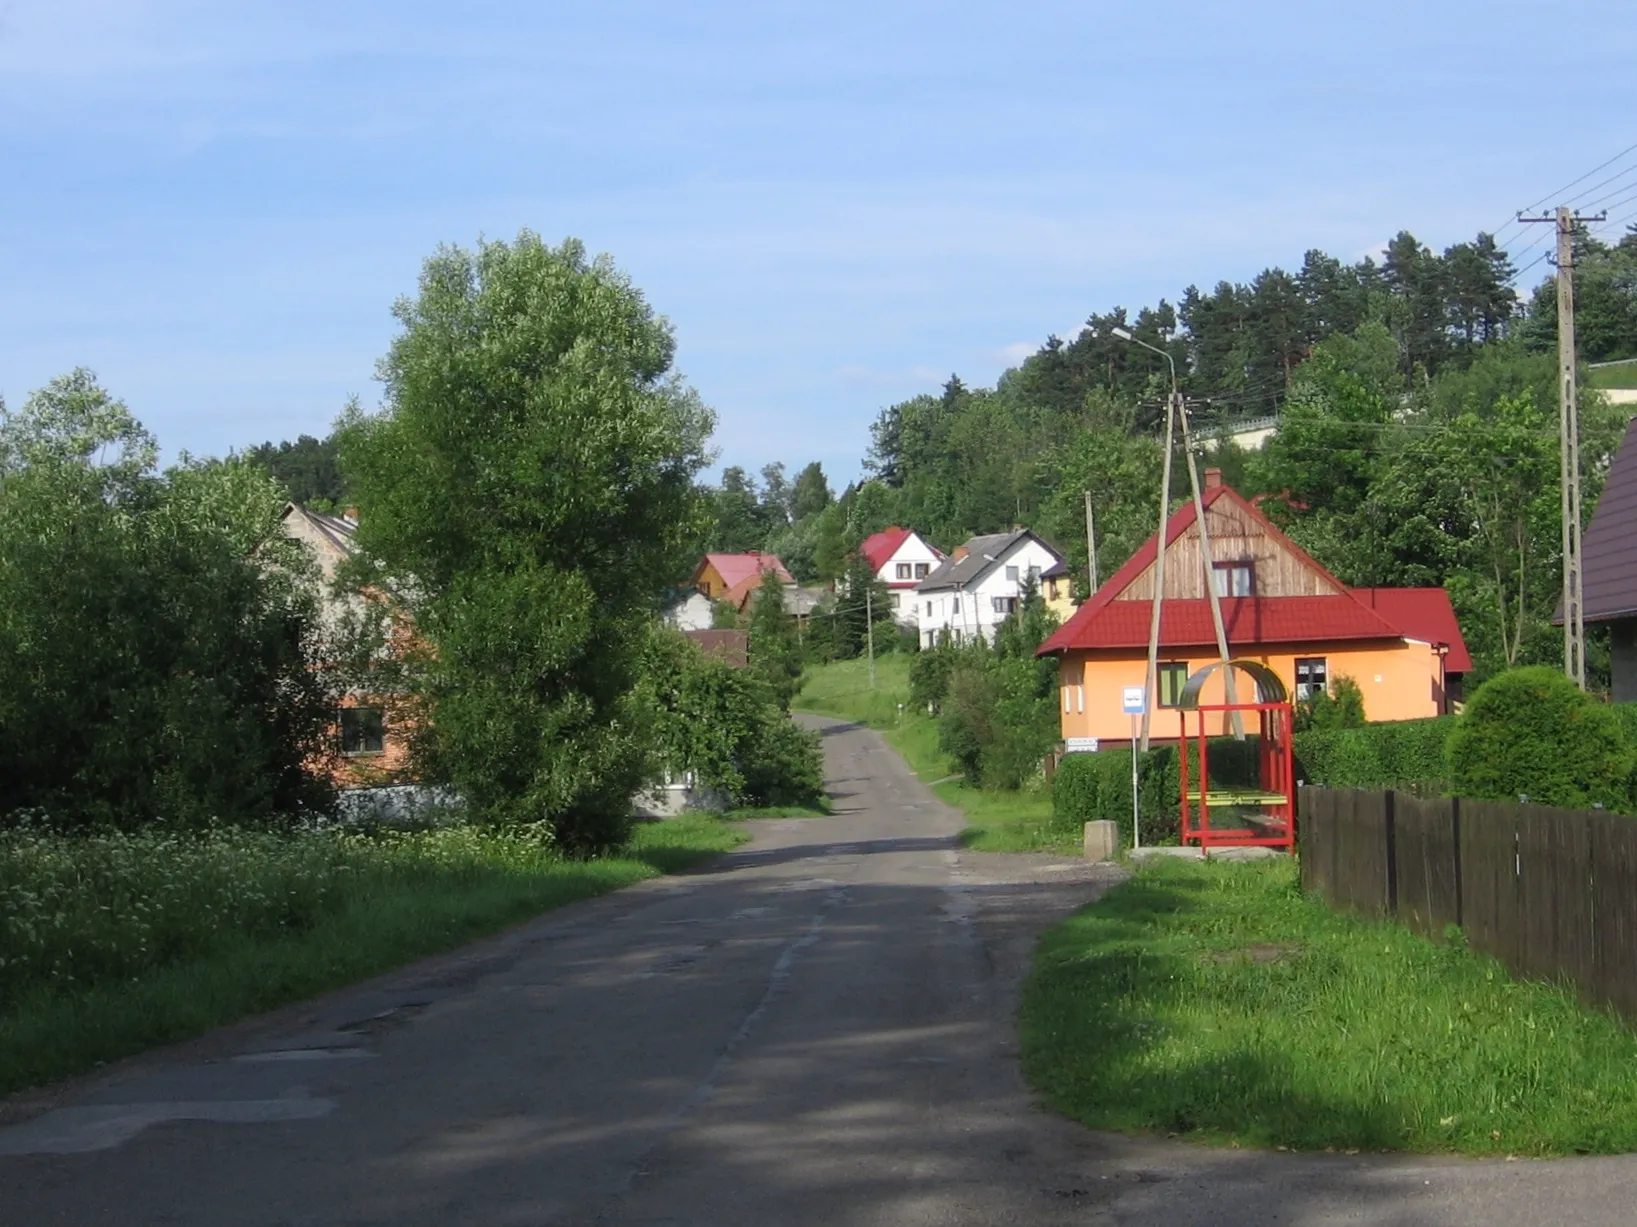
[1064,737,1099,754]
[1121,685,1146,715]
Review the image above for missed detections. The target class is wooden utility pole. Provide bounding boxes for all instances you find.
[1177,401,1243,738]
[1521,205,1605,689]
[1140,394,1177,750]
[1083,490,1100,595]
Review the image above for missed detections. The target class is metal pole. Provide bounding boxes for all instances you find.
[866,585,876,688]
[1140,396,1175,751]
[1130,712,1141,849]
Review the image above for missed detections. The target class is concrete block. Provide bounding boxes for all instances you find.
[1082,820,1119,862]
[1127,845,1206,862]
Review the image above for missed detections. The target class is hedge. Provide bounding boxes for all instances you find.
[1291,716,1454,797]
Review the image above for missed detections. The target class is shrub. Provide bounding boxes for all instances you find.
[1293,716,1453,795]
[1294,674,1366,732]
[1447,666,1631,809]
[645,630,825,810]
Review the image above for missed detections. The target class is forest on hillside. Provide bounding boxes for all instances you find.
[248,224,1637,686]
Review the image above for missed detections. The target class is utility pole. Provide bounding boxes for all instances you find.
[1177,400,1243,738]
[1083,490,1100,595]
[1141,395,1176,751]
[1521,205,1605,689]
[865,585,876,688]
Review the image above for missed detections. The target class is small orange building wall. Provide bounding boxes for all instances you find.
[1056,638,1451,744]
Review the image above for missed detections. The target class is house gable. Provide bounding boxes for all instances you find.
[1110,486,1346,605]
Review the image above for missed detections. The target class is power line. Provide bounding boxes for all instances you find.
[1518,139,1637,217]
[1564,161,1637,210]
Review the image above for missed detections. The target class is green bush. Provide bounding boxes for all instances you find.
[1294,674,1367,732]
[1448,666,1632,809]
[1293,716,1453,795]
[645,631,825,809]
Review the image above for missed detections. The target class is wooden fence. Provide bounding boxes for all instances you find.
[1300,786,1637,1021]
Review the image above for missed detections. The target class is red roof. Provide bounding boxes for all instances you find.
[1037,484,1472,670]
[1042,596,1405,653]
[860,527,913,573]
[1353,588,1473,672]
[698,552,792,590]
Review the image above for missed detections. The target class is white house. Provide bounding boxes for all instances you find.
[663,589,715,632]
[915,529,1064,649]
[859,526,944,627]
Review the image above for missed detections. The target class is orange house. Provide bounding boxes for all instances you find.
[693,551,794,601]
[1037,477,1472,745]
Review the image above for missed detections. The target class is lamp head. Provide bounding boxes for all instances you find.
[1110,326,1133,341]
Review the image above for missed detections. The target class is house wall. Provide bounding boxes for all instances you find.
[919,538,1063,648]
[1120,499,1345,601]
[877,534,942,627]
[1612,620,1637,704]
[666,592,715,632]
[1055,638,1450,743]
[1043,574,1076,624]
[696,561,730,600]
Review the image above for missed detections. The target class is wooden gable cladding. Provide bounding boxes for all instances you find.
[1115,497,1345,601]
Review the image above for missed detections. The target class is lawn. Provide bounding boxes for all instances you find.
[796,657,1074,854]
[0,814,745,1095]
[1588,360,1637,391]
[1022,855,1637,1156]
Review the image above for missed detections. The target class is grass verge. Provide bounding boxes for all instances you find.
[796,657,1074,854]
[1022,855,1637,1156]
[0,814,745,1096]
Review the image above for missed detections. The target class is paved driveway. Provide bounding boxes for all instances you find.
[2,716,1635,1224]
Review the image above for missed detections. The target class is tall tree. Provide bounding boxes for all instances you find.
[338,232,713,848]
[790,461,832,521]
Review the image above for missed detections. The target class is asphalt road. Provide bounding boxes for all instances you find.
[4,715,1637,1225]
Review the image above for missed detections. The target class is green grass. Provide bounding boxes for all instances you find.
[0,814,745,1095]
[1022,856,1637,1156]
[796,657,1074,854]
[1588,360,1637,391]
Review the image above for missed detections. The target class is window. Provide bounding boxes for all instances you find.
[926,601,933,617]
[1158,662,1190,708]
[340,707,385,755]
[914,562,930,578]
[992,596,1018,615]
[896,563,912,580]
[1212,560,1254,597]
[952,598,960,615]
[1005,565,1019,583]
[1025,565,1040,586]
[1295,657,1328,701]
[890,592,901,609]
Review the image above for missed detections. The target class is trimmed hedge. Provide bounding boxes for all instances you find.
[1292,716,1454,797]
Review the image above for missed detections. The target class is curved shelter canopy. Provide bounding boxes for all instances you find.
[1176,658,1289,709]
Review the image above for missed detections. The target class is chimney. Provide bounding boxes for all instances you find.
[953,545,970,562]
[1203,468,1223,490]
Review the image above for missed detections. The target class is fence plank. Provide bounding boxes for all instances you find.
[1516,805,1595,992]
[1591,814,1637,1019]
[1394,794,1458,939]
[1458,799,1520,970]
[1330,789,1390,918]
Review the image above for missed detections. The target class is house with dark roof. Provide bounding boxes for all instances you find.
[859,526,943,626]
[1574,416,1637,701]
[915,529,1064,649]
[1037,474,1471,745]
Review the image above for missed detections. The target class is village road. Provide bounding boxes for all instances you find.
[3,716,1637,1225]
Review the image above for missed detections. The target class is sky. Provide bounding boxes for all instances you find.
[2,1,1635,489]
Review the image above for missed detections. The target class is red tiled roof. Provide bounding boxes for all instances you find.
[698,552,792,590]
[1353,588,1473,672]
[1040,596,1405,654]
[860,526,913,573]
[1036,484,1473,667]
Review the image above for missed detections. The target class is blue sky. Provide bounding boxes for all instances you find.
[2,1,1634,488]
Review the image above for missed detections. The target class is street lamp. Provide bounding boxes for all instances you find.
[1109,326,1178,397]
